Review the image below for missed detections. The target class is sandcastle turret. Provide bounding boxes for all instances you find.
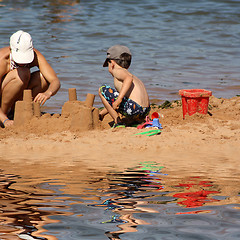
[69,88,77,101]
[84,93,100,130]
[85,93,95,108]
[61,88,99,131]
[14,89,41,126]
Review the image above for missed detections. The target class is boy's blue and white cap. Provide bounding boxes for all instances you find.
[103,45,131,67]
[10,30,34,64]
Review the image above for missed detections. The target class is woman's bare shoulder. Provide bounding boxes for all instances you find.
[0,47,10,60]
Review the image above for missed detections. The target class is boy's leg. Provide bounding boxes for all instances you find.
[118,99,150,124]
[99,89,120,123]
[1,67,31,114]
[99,107,108,120]
[98,85,121,124]
[27,70,49,99]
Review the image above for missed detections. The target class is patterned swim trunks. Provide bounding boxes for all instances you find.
[100,84,150,120]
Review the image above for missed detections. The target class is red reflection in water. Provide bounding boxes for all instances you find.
[174,190,219,207]
[173,177,220,214]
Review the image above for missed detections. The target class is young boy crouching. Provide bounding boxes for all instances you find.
[99,45,150,128]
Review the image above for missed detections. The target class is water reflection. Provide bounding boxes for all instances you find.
[89,162,228,239]
[0,162,239,240]
[173,177,220,215]
[45,0,80,23]
[0,171,64,239]
[90,162,167,239]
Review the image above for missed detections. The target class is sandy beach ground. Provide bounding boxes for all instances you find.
[0,95,239,180]
[0,96,239,240]
[0,94,239,240]
[0,96,240,203]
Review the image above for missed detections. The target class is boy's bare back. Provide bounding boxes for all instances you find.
[112,67,149,108]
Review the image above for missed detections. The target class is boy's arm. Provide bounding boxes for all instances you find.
[33,49,61,105]
[112,70,133,109]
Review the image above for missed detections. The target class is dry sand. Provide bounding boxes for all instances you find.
[0,95,239,175]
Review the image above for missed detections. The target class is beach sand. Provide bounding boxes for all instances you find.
[0,95,239,199]
[0,94,239,240]
[0,95,239,173]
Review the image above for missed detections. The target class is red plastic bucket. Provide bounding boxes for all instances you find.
[179,89,212,119]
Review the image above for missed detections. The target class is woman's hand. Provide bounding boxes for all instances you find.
[3,119,14,128]
[34,92,51,105]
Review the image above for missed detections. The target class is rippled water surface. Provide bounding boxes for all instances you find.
[0,160,240,240]
[0,0,240,113]
[0,1,240,239]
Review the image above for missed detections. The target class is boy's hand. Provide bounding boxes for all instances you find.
[112,100,121,110]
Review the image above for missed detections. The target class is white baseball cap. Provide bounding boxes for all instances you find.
[10,30,34,64]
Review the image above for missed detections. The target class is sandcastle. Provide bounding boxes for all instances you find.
[14,89,41,126]
[61,88,100,131]
[14,88,100,131]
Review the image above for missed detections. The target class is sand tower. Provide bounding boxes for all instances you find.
[61,88,99,131]
[14,89,41,126]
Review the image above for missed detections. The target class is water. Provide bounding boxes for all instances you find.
[0,160,239,239]
[0,1,240,239]
[0,0,240,113]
